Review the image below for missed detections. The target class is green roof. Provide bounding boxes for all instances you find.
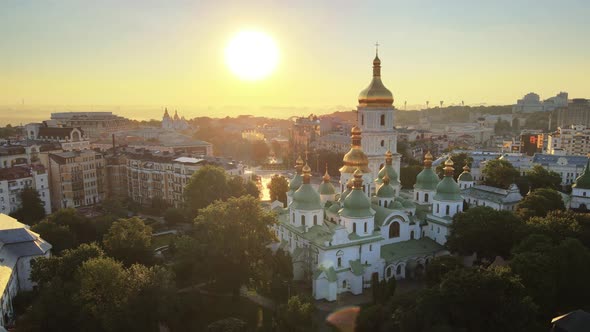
[313,266,337,282]
[458,171,473,182]
[318,181,336,195]
[433,176,462,201]
[339,187,352,202]
[291,184,322,210]
[339,189,374,218]
[380,238,445,263]
[377,165,399,183]
[391,201,404,209]
[289,173,303,191]
[349,259,365,276]
[574,160,590,189]
[327,202,341,214]
[414,168,440,190]
[377,182,395,198]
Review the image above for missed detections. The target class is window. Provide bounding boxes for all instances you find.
[389,222,400,238]
[292,213,295,223]
[353,223,357,233]
[425,193,429,203]
[301,215,306,226]
[380,114,385,126]
[364,222,368,233]
[369,244,372,251]
[342,280,347,288]
[584,192,587,197]
[383,200,387,208]
[416,192,419,200]
[436,203,439,213]
[386,266,392,277]
[337,257,342,267]
[445,205,450,215]
[410,230,415,239]
[313,215,317,225]
[437,227,440,234]
[397,265,402,275]
[361,115,364,125]
[380,140,385,147]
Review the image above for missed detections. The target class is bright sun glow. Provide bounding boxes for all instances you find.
[225,30,279,81]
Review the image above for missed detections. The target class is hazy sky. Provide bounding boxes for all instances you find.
[1,0,589,119]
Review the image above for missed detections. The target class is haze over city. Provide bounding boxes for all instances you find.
[2,0,590,124]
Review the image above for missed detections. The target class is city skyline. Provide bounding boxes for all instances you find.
[1,0,589,122]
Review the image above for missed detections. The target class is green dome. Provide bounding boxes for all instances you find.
[340,189,374,218]
[292,184,322,210]
[402,199,416,208]
[458,171,473,182]
[574,160,590,189]
[377,165,399,184]
[414,168,439,190]
[391,201,404,210]
[289,174,303,191]
[377,182,395,198]
[327,202,341,214]
[433,176,462,201]
[318,182,336,195]
[339,187,352,202]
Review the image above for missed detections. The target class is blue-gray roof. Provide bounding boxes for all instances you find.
[0,228,36,244]
[532,154,588,167]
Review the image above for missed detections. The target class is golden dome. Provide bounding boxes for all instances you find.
[302,163,312,184]
[358,54,394,107]
[340,126,371,173]
[322,165,331,182]
[423,151,433,168]
[463,164,470,172]
[443,157,455,176]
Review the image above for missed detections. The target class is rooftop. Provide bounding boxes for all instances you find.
[380,238,444,263]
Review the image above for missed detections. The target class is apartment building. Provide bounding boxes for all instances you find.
[0,165,51,215]
[547,125,590,156]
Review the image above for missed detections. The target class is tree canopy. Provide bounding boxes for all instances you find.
[10,187,46,225]
[525,165,562,191]
[103,217,153,266]
[516,188,565,220]
[436,152,472,179]
[267,174,289,206]
[446,206,526,260]
[481,159,520,189]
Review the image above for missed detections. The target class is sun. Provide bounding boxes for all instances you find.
[225,30,279,81]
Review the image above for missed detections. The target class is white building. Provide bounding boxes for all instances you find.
[162,108,190,131]
[0,214,52,328]
[546,125,590,156]
[570,160,590,210]
[512,92,568,113]
[0,165,51,215]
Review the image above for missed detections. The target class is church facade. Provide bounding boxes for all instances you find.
[275,53,462,301]
[162,108,190,130]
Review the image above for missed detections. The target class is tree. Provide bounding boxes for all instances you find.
[526,165,562,191]
[356,304,387,332]
[400,165,423,189]
[227,175,260,199]
[392,267,539,332]
[511,234,590,319]
[436,152,473,179]
[251,140,270,165]
[163,207,187,225]
[184,165,230,214]
[424,256,464,286]
[207,317,248,332]
[10,187,46,225]
[100,198,128,218]
[31,221,76,254]
[516,188,565,220]
[45,208,96,244]
[193,195,276,294]
[481,159,520,189]
[494,118,512,135]
[446,206,526,260]
[103,217,152,266]
[267,174,289,206]
[276,295,315,332]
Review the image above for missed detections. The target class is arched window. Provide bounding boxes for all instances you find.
[410,230,415,239]
[445,205,450,215]
[342,280,347,288]
[361,115,364,125]
[353,222,357,233]
[337,250,343,267]
[337,257,342,267]
[386,266,392,277]
[313,215,317,225]
[292,213,295,223]
[380,140,385,147]
[380,114,385,126]
[396,265,402,275]
[364,222,368,233]
[389,221,400,238]
[436,203,439,213]
[301,215,306,226]
[383,200,387,208]
[425,193,429,203]
[416,192,419,200]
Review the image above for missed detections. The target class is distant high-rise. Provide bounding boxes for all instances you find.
[556,98,590,128]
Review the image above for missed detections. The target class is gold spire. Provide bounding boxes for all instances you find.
[302,163,312,184]
[295,155,304,174]
[385,149,393,165]
[382,173,390,185]
[358,49,393,107]
[463,163,470,172]
[346,178,353,189]
[352,169,363,190]
[424,151,433,168]
[323,163,330,182]
[340,126,370,173]
[443,157,455,177]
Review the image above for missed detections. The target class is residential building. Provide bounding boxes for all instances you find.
[48,150,106,210]
[556,99,590,128]
[0,165,51,215]
[546,125,590,156]
[25,124,90,151]
[313,134,351,153]
[0,214,52,328]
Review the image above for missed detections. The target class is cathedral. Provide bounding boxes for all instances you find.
[162,108,190,130]
[274,52,464,301]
